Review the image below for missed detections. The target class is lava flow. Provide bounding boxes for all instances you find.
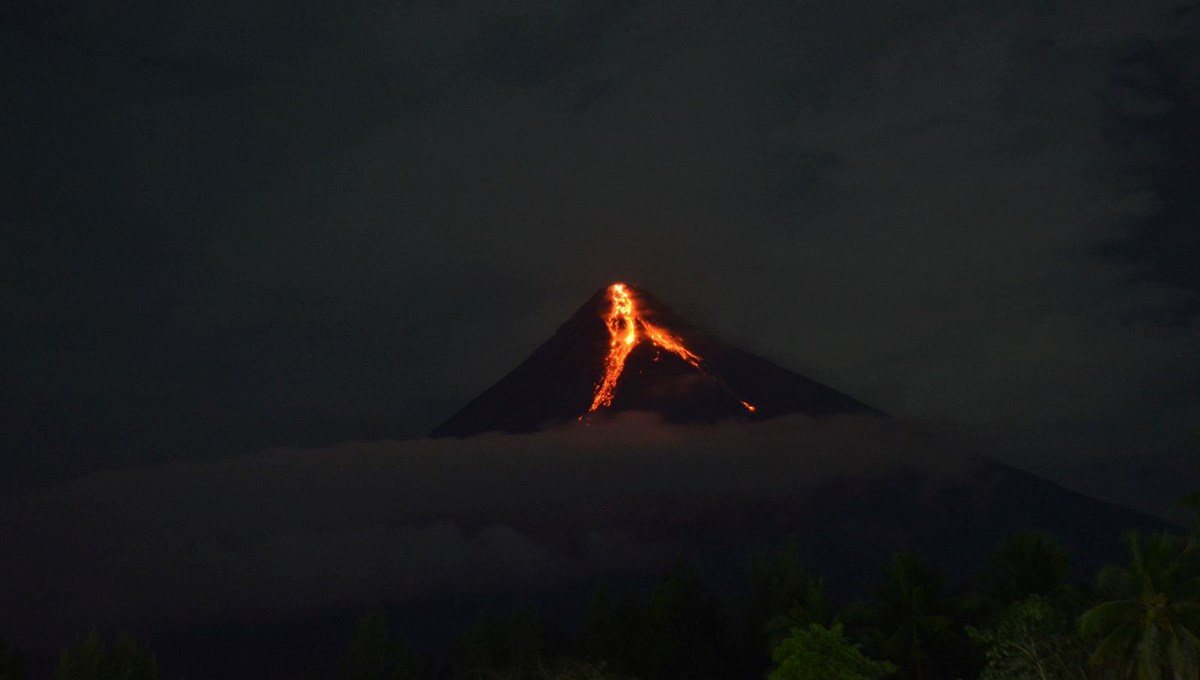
[587,283,756,414]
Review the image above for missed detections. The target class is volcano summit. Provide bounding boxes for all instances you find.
[432,283,880,437]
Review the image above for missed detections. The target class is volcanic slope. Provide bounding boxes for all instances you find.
[433,283,880,438]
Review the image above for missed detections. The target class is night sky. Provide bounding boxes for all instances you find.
[3,0,1199,514]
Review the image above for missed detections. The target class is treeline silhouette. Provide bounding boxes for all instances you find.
[4,527,1200,679]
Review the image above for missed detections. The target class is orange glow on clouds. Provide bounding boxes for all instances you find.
[587,283,756,414]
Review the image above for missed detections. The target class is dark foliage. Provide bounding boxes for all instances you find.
[53,631,157,680]
[25,520,1200,679]
[445,609,568,679]
[339,611,428,680]
[0,638,26,680]
[840,553,978,679]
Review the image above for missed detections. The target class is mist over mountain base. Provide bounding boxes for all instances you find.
[0,413,1165,677]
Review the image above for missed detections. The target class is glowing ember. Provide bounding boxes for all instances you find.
[587,283,757,414]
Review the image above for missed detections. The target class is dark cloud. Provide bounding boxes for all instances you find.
[0,415,972,646]
[1,0,1197,510]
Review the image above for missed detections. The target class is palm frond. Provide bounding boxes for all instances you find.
[1079,600,1141,637]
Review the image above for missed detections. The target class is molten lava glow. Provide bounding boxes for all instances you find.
[587,283,757,414]
[641,321,701,368]
[588,284,639,412]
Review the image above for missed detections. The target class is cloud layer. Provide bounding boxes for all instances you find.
[0,414,973,647]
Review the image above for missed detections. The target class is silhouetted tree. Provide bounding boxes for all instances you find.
[983,532,1075,605]
[54,631,158,680]
[969,595,1095,680]
[635,560,730,680]
[54,632,104,680]
[0,638,26,680]
[109,634,159,680]
[480,658,634,680]
[339,611,425,680]
[842,553,972,680]
[1079,531,1200,679]
[750,542,831,645]
[578,586,641,673]
[446,609,565,680]
[768,623,893,680]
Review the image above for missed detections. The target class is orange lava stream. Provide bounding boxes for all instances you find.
[588,284,638,411]
[587,283,756,414]
[641,321,701,368]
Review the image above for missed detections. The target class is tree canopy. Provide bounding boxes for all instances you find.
[768,623,894,680]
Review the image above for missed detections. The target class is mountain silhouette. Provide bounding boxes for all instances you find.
[427,284,1170,600]
[433,283,880,437]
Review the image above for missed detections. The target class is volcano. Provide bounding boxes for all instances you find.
[433,283,880,438]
